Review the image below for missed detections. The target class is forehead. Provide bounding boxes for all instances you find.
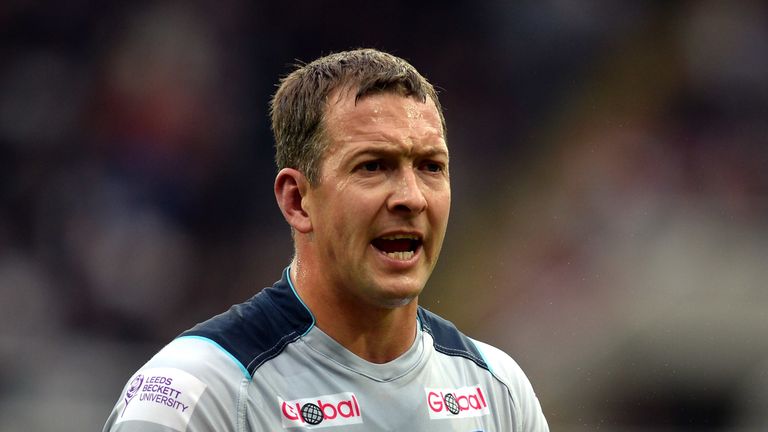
[322,89,445,149]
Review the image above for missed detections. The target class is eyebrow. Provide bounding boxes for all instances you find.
[345,142,449,161]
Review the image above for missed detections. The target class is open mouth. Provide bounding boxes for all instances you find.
[371,234,422,261]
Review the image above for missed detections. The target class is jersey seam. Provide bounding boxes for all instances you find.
[246,330,302,373]
[431,342,486,367]
[469,341,523,431]
[237,377,249,432]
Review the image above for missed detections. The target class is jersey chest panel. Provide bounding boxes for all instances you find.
[244,337,515,432]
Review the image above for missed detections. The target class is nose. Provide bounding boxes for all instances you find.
[387,168,427,215]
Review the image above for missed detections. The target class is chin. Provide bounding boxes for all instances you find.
[358,269,428,309]
[376,292,419,309]
[372,281,424,309]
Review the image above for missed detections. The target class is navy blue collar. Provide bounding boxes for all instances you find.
[182,267,489,376]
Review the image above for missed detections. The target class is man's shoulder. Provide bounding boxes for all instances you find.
[103,337,244,432]
[417,307,489,370]
[114,337,250,392]
[150,335,252,379]
[468,338,529,389]
[417,307,532,391]
[469,339,550,431]
[102,265,312,432]
[181,269,314,376]
[417,310,549,431]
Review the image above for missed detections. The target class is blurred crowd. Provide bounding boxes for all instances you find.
[1,1,767,431]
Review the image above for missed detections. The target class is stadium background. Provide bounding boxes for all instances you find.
[1,1,767,430]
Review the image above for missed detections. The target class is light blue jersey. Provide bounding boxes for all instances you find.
[104,268,548,431]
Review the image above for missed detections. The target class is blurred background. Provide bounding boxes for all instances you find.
[1,1,767,430]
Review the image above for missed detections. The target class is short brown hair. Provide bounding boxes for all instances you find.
[270,48,445,185]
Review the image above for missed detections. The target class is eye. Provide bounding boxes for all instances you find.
[359,161,384,172]
[420,161,444,173]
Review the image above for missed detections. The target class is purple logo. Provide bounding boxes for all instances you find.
[124,374,145,406]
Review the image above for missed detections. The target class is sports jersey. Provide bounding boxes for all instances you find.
[103,267,549,431]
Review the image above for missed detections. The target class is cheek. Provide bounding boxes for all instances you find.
[429,191,451,222]
[326,196,375,236]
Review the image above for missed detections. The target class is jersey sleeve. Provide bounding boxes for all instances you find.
[103,336,249,432]
[472,339,550,432]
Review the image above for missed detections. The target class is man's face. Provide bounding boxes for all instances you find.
[303,90,450,309]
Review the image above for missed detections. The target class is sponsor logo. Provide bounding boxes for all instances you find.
[116,368,207,432]
[425,386,489,420]
[280,392,363,429]
[124,374,144,407]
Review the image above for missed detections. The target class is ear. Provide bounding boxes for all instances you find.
[274,168,313,234]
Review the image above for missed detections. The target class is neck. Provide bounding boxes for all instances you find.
[290,261,419,364]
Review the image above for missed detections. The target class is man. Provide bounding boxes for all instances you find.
[104,48,549,431]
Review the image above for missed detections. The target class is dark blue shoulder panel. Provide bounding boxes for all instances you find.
[417,307,489,371]
[181,268,314,376]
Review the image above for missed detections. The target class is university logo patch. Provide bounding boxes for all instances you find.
[117,367,207,431]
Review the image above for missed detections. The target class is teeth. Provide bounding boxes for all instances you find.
[385,251,415,260]
[380,234,420,240]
